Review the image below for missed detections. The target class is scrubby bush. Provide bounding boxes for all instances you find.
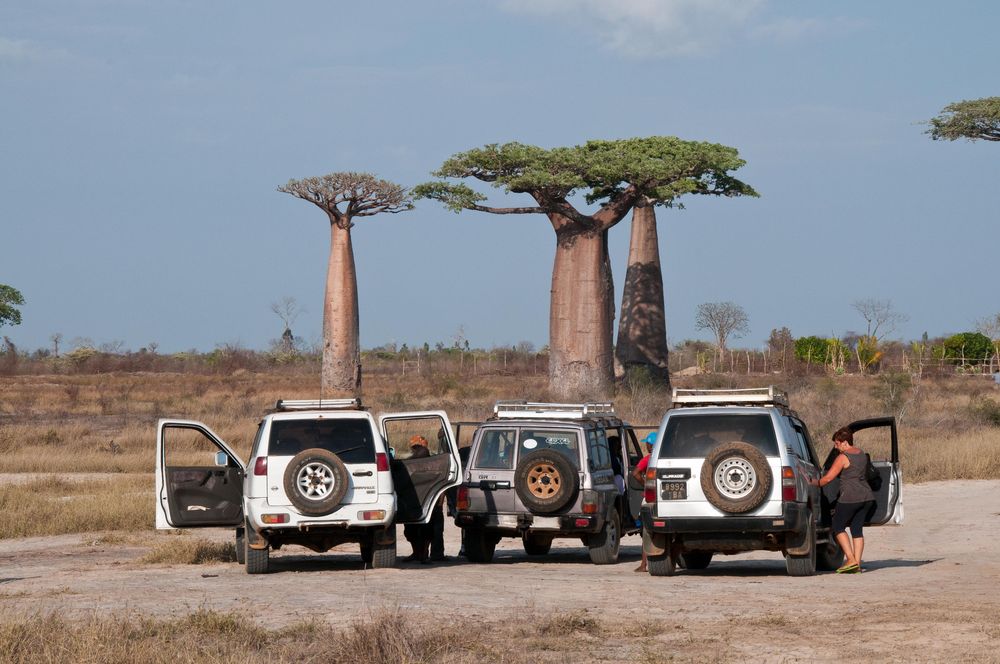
[937,332,994,365]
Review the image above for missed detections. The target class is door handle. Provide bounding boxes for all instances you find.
[353,470,373,477]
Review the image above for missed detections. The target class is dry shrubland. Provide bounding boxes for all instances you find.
[0,367,998,540]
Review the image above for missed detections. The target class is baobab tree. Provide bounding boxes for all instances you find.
[278,173,412,396]
[926,97,1000,142]
[415,137,755,398]
[616,150,756,385]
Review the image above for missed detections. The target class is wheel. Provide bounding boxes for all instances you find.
[465,528,497,563]
[816,531,845,571]
[700,441,773,514]
[514,449,579,514]
[370,540,397,568]
[680,551,713,570]
[283,448,350,516]
[587,511,621,565]
[245,541,270,574]
[647,551,678,576]
[234,527,246,565]
[785,517,817,577]
[522,532,553,556]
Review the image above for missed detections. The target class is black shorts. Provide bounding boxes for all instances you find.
[832,500,875,536]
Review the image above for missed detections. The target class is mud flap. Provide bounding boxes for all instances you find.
[373,526,396,545]
[643,529,667,557]
[784,513,814,556]
[246,520,268,550]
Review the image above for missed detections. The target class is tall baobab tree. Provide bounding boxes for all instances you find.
[926,97,1000,142]
[278,173,412,396]
[415,137,754,399]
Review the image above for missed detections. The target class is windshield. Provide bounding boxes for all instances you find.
[268,418,376,464]
[659,413,778,459]
[518,429,580,468]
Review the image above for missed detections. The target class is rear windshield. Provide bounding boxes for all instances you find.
[268,419,376,464]
[659,413,778,459]
[518,429,580,468]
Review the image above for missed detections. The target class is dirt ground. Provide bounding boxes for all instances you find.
[2,480,999,662]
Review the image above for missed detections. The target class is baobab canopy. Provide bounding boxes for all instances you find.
[416,136,756,398]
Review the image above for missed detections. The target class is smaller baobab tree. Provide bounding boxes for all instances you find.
[695,301,749,365]
[278,173,413,397]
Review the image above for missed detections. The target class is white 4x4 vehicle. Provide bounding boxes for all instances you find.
[154,399,461,573]
[641,387,903,576]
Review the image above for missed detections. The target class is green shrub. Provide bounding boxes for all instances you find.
[938,332,994,364]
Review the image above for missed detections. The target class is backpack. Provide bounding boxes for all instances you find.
[864,453,883,492]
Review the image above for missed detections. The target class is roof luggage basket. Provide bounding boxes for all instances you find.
[274,398,364,411]
[493,400,617,420]
[671,387,789,408]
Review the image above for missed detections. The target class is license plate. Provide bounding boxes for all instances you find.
[532,517,560,529]
[497,515,518,527]
[661,481,687,500]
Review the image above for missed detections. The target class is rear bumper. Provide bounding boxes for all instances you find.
[642,502,809,535]
[455,511,606,535]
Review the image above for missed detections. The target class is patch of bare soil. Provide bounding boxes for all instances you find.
[1,481,999,662]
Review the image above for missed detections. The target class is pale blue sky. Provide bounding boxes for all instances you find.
[2,1,997,353]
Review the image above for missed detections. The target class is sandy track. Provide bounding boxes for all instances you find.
[1,480,999,661]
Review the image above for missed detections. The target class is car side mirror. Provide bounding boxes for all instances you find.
[214,451,229,467]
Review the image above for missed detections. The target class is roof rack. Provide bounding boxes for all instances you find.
[274,398,363,412]
[493,400,617,420]
[671,387,788,408]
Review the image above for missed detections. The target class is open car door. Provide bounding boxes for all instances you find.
[821,417,903,527]
[378,411,461,524]
[155,419,245,529]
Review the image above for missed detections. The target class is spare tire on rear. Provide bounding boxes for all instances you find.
[700,441,772,514]
[515,449,578,514]
[283,448,350,516]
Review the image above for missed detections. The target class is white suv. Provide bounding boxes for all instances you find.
[641,387,903,576]
[154,399,461,573]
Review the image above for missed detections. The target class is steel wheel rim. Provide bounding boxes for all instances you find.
[714,457,756,498]
[527,463,561,498]
[297,462,335,500]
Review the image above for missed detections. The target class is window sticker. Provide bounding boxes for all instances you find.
[522,438,538,449]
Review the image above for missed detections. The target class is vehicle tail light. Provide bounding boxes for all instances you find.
[644,468,657,503]
[456,486,470,512]
[574,518,590,527]
[781,466,797,502]
[357,510,386,521]
[376,452,389,472]
[581,489,599,514]
[261,513,288,524]
[253,457,267,476]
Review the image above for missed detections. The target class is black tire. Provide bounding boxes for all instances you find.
[234,527,246,565]
[647,551,678,576]
[370,540,397,568]
[700,441,773,514]
[680,551,713,570]
[283,448,350,517]
[514,449,579,514]
[522,532,553,556]
[785,516,817,577]
[465,528,497,563]
[587,511,621,565]
[816,531,845,571]
[245,542,270,574]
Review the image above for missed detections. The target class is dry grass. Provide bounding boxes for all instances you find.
[0,476,151,538]
[139,536,237,565]
[0,369,997,483]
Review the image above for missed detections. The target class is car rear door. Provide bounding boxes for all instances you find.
[155,419,245,529]
[378,411,461,524]
[850,417,903,526]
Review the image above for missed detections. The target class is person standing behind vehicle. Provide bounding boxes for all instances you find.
[403,435,432,563]
[815,427,875,574]
[631,431,657,573]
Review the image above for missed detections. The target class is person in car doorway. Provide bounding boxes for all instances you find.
[631,431,657,573]
[403,435,433,563]
[814,427,875,574]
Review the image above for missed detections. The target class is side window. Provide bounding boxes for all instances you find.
[474,429,517,469]
[586,429,612,471]
[163,425,234,468]
[624,428,642,466]
[249,422,265,457]
[785,419,811,463]
[382,416,450,460]
[794,420,821,466]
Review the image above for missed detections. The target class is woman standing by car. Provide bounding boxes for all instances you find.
[815,427,875,573]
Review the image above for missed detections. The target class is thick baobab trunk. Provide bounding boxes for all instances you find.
[549,228,615,399]
[615,202,670,385]
[321,223,361,397]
